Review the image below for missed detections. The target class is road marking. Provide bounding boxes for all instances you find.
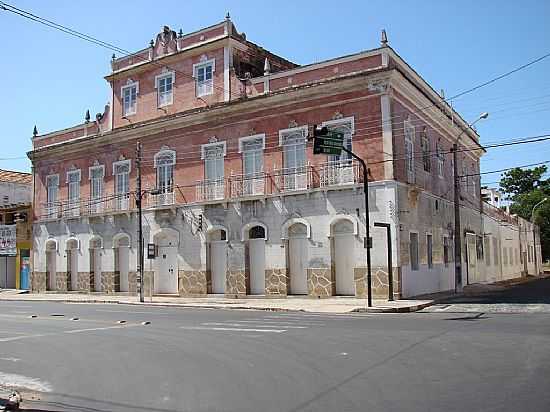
[95,309,165,315]
[0,357,20,362]
[247,319,325,326]
[64,324,141,334]
[202,322,308,329]
[0,333,49,342]
[180,326,286,333]
[0,371,52,392]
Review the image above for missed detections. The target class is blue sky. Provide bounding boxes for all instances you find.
[1,0,549,187]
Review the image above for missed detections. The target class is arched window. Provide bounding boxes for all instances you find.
[249,225,266,239]
[154,150,176,193]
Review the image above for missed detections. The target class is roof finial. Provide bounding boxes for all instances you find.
[33,125,38,137]
[85,110,90,123]
[150,39,154,48]
[381,29,388,47]
[263,58,271,76]
[111,53,116,61]
[178,28,183,38]
[440,89,445,99]
[225,12,231,20]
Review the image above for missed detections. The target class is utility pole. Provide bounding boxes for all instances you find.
[136,142,144,303]
[451,112,488,293]
[452,143,462,292]
[341,147,373,307]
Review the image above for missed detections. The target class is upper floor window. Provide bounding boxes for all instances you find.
[121,81,138,116]
[201,141,226,182]
[193,59,215,97]
[46,174,59,205]
[154,150,176,193]
[404,118,415,183]
[321,117,354,164]
[239,134,265,196]
[89,165,104,200]
[421,129,431,173]
[113,159,131,210]
[156,72,174,107]
[436,140,444,178]
[66,169,81,203]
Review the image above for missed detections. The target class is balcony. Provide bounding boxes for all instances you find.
[36,163,365,222]
[230,173,266,198]
[273,165,312,193]
[63,200,81,218]
[147,191,175,208]
[196,178,225,202]
[319,161,361,188]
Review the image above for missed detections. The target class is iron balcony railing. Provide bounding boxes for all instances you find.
[196,178,225,201]
[147,190,175,208]
[319,160,360,187]
[272,165,312,193]
[230,172,266,198]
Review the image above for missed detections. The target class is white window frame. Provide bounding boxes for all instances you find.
[121,81,139,116]
[113,159,131,194]
[239,134,265,174]
[404,118,415,183]
[66,169,81,208]
[154,149,176,192]
[46,174,59,204]
[421,131,431,173]
[193,58,215,97]
[201,141,226,181]
[321,117,355,163]
[155,71,175,107]
[88,165,105,200]
[436,141,444,178]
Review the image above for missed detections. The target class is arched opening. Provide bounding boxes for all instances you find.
[287,223,308,295]
[66,238,79,291]
[153,229,178,294]
[114,234,131,293]
[208,228,227,294]
[248,225,266,295]
[89,237,102,292]
[331,219,356,295]
[45,240,57,291]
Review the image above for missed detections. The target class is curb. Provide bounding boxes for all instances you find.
[352,301,435,313]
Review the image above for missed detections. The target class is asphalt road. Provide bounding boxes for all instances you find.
[1,282,550,411]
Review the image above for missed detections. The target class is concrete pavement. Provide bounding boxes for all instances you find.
[0,291,434,313]
[0,298,549,411]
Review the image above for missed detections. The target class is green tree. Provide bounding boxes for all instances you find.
[500,167,550,261]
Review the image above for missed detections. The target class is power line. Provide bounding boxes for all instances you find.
[3,0,550,137]
[460,160,550,178]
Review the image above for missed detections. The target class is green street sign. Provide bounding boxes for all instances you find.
[313,131,344,155]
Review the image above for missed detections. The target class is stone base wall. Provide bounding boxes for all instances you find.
[307,268,333,298]
[101,272,115,293]
[143,271,154,297]
[77,272,91,292]
[179,270,207,296]
[354,267,401,299]
[226,270,246,297]
[31,272,47,293]
[56,272,68,292]
[265,269,288,296]
[128,271,137,294]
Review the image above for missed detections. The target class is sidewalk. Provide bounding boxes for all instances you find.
[0,291,433,314]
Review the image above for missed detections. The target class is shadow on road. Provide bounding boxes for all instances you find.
[440,277,550,305]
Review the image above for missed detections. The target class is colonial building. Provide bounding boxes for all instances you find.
[0,169,32,290]
[28,17,542,298]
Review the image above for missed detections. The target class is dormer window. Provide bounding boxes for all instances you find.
[121,81,138,116]
[193,59,215,97]
[155,71,175,107]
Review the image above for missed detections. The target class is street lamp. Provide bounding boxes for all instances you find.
[531,197,547,275]
[452,112,489,292]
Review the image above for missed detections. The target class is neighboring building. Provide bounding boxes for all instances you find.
[0,169,32,289]
[481,187,502,208]
[27,17,542,298]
